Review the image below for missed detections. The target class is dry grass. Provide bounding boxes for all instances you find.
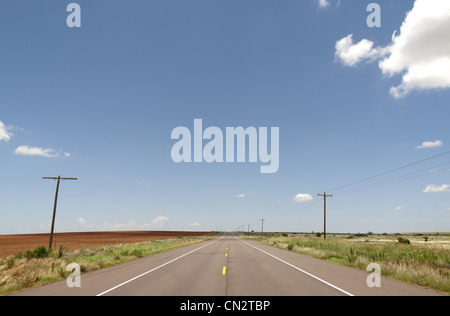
[0,234,217,296]
[243,232,450,295]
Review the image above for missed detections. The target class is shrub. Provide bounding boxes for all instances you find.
[33,246,49,258]
[56,244,67,258]
[131,249,144,258]
[316,232,322,238]
[25,250,34,260]
[14,251,24,259]
[397,237,411,245]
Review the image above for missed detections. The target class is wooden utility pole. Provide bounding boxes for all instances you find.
[261,219,265,237]
[43,176,77,249]
[318,192,332,240]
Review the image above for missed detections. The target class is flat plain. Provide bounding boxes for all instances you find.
[0,231,211,259]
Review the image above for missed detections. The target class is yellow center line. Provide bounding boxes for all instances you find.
[223,240,228,275]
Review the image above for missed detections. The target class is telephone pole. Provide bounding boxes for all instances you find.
[43,176,78,249]
[261,219,265,237]
[318,192,332,240]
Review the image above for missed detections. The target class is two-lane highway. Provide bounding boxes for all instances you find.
[14,232,444,296]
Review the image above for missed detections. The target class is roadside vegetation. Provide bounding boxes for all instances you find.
[0,233,219,296]
[239,232,450,295]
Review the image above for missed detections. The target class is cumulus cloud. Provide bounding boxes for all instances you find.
[423,184,450,193]
[335,34,389,67]
[0,121,13,142]
[151,216,170,227]
[293,193,314,203]
[14,145,70,158]
[100,219,145,230]
[189,222,200,227]
[100,217,170,230]
[14,145,60,158]
[77,218,87,225]
[336,0,450,98]
[395,206,403,211]
[317,0,330,9]
[416,140,443,149]
[51,217,174,232]
[236,193,246,198]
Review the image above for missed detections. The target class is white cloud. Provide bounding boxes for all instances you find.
[317,0,330,9]
[293,193,314,203]
[0,121,13,142]
[416,140,443,149]
[72,217,172,231]
[101,219,152,230]
[236,193,246,198]
[395,206,403,211]
[336,0,450,98]
[335,34,389,67]
[189,222,200,227]
[423,184,450,193]
[151,216,170,227]
[101,219,143,230]
[39,224,48,230]
[14,145,60,158]
[14,145,70,158]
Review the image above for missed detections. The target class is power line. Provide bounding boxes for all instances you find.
[279,199,321,218]
[261,151,450,234]
[336,161,450,197]
[327,150,450,192]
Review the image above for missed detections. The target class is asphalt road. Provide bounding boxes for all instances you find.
[14,232,445,296]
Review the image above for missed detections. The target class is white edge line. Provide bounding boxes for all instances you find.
[237,237,354,296]
[96,235,224,296]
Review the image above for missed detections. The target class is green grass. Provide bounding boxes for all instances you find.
[0,233,219,296]
[240,232,450,295]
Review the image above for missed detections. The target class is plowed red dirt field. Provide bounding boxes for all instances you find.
[0,231,211,258]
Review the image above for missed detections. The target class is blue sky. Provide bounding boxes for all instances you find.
[1,0,449,234]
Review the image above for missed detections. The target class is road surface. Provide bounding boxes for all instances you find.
[14,232,445,296]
